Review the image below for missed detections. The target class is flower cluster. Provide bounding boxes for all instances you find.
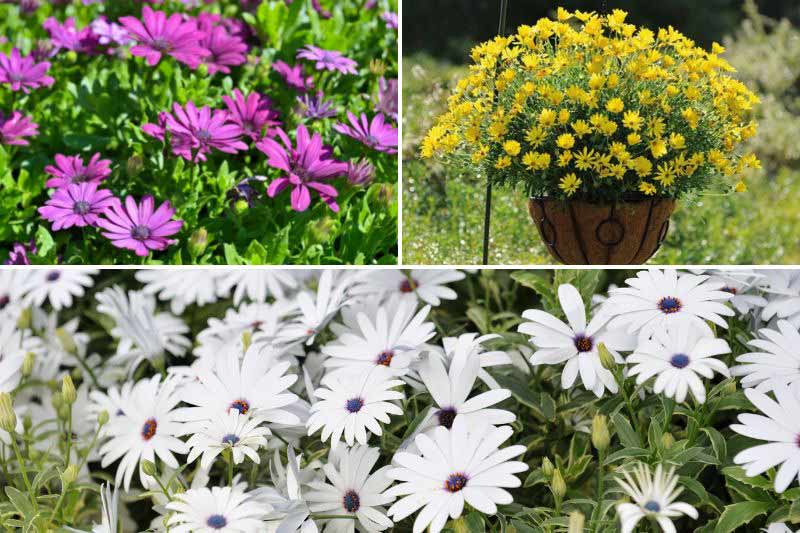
[421,8,762,202]
[2,267,800,532]
[0,0,399,264]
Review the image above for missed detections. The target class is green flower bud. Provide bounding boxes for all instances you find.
[242,330,252,353]
[58,404,70,420]
[592,414,610,452]
[0,393,17,434]
[22,352,35,377]
[597,343,616,371]
[56,328,78,355]
[65,51,78,63]
[22,415,32,433]
[541,456,555,479]
[189,228,209,258]
[60,464,79,487]
[196,63,209,77]
[662,432,675,450]
[234,199,249,215]
[51,391,64,411]
[62,375,77,405]
[141,459,157,477]
[369,59,386,76]
[567,510,585,533]
[97,410,110,427]
[551,468,566,500]
[126,154,145,177]
[16,307,31,330]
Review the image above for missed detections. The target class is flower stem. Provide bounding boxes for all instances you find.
[591,448,606,532]
[10,437,36,511]
[48,489,67,525]
[64,408,73,467]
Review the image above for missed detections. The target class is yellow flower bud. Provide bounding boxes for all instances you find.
[242,330,253,353]
[62,375,77,405]
[592,414,610,452]
[141,459,157,477]
[541,457,555,479]
[568,511,585,533]
[551,468,566,500]
[0,393,17,434]
[22,352,35,377]
[662,432,675,449]
[60,464,79,487]
[98,410,110,427]
[16,308,32,330]
[597,343,616,370]
[56,328,78,355]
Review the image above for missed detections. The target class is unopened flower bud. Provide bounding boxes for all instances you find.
[170,479,185,494]
[60,464,79,487]
[662,432,675,450]
[241,330,252,353]
[592,414,610,452]
[97,410,110,427]
[16,307,31,330]
[234,199,249,215]
[141,459,157,477]
[567,511,585,533]
[551,468,566,500]
[369,58,387,76]
[55,328,77,355]
[0,393,17,434]
[22,352,35,377]
[597,343,616,371]
[197,63,209,77]
[23,415,32,433]
[62,375,77,405]
[189,228,209,258]
[541,457,554,479]
[58,404,70,420]
[126,154,144,177]
[51,391,64,411]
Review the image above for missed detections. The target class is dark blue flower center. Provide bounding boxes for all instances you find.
[229,399,250,415]
[376,350,394,366]
[445,473,468,493]
[643,500,661,513]
[657,296,682,314]
[141,418,157,441]
[115,409,125,416]
[206,514,227,529]
[0,295,9,309]
[437,407,457,429]
[366,135,381,147]
[196,129,212,142]
[399,278,417,293]
[345,397,364,413]
[69,172,88,184]
[221,433,240,446]
[151,38,172,52]
[131,225,151,241]
[343,490,360,512]
[721,286,738,295]
[574,334,593,353]
[46,270,61,282]
[73,200,91,215]
[670,353,690,369]
[9,72,25,82]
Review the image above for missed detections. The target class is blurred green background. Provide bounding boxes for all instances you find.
[402,0,800,265]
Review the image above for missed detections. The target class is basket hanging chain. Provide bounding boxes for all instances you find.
[482,0,510,265]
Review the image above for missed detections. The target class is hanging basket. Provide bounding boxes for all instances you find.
[527,197,676,265]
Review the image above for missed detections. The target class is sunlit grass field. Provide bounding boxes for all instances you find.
[402,54,800,265]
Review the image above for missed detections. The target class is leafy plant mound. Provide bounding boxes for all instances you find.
[0,0,398,265]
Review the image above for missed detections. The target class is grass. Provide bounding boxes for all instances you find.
[402,53,800,265]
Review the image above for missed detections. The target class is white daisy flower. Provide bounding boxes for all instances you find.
[135,269,223,314]
[176,345,300,431]
[305,445,394,533]
[30,307,89,371]
[416,346,514,432]
[276,270,356,346]
[23,268,97,310]
[307,366,404,450]
[255,446,322,533]
[626,322,730,404]
[431,333,513,390]
[195,300,298,362]
[518,284,636,398]
[386,418,528,533]
[705,270,767,315]
[166,485,268,532]
[615,463,698,533]
[734,320,800,394]
[760,271,800,326]
[0,320,40,393]
[90,381,135,431]
[0,270,30,322]
[217,270,300,305]
[98,375,188,491]
[322,299,435,376]
[356,269,465,306]
[65,483,119,533]
[186,409,270,470]
[604,269,734,339]
[731,385,800,493]
[96,286,191,373]
[765,524,799,533]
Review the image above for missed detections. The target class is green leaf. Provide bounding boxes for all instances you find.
[701,427,728,464]
[722,466,775,491]
[611,412,641,448]
[714,501,772,533]
[604,447,650,464]
[35,225,55,258]
[4,486,33,518]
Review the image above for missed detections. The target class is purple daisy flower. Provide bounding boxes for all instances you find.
[347,159,375,186]
[161,101,248,162]
[296,45,357,75]
[334,112,398,154]
[381,12,398,30]
[221,89,281,141]
[273,60,313,92]
[376,77,398,121]
[0,111,38,146]
[0,48,54,93]
[90,16,132,47]
[296,91,338,120]
[120,6,209,68]
[256,124,347,213]
[45,153,112,189]
[97,195,184,257]
[43,17,101,55]
[142,111,170,142]
[5,240,35,265]
[197,16,247,75]
[38,182,116,231]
